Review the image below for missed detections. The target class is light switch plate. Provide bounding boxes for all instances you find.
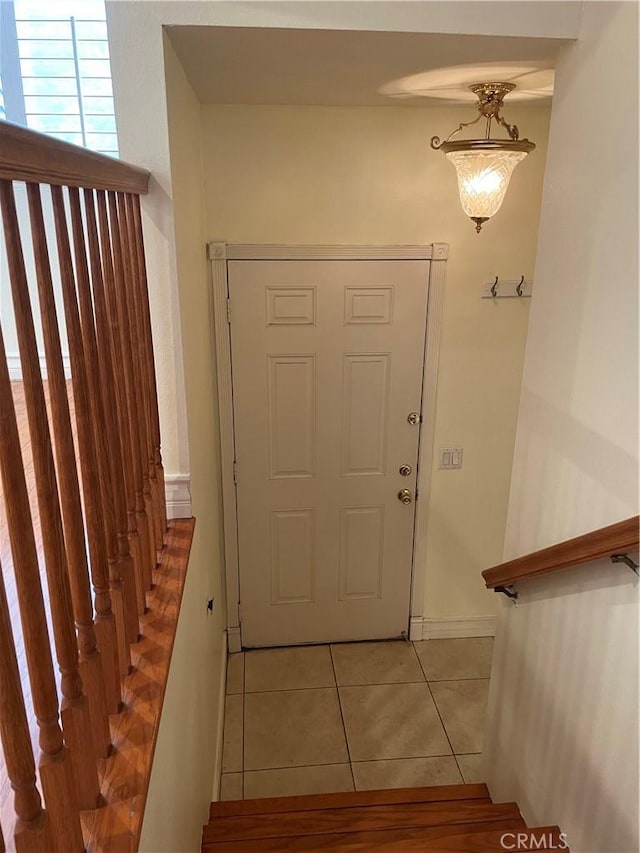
[439,447,463,469]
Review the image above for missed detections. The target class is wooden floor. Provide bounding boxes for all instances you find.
[1,382,190,852]
[80,516,193,852]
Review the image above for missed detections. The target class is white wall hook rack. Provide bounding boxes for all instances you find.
[481,275,533,299]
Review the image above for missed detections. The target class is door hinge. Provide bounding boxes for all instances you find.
[237,602,242,623]
[233,460,238,484]
[226,297,231,324]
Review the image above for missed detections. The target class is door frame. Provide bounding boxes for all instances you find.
[208,242,449,652]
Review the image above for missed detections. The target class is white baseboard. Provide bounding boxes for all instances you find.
[7,353,71,381]
[409,617,425,641]
[227,626,241,654]
[211,629,228,802]
[165,474,191,519]
[410,616,497,641]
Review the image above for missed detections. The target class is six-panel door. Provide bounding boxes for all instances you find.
[229,260,430,646]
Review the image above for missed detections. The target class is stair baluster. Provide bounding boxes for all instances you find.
[0,177,99,815]
[123,193,160,566]
[0,119,168,852]
[0,323,83,851]
[0,557,56,853]
[132,194,168,543]
[50,184,133,683]
[26,182,115,750]
[116,191,156,581]
[97,191,147,616]
[86,187,146,630]
[68,187,140,649]
[109,192,154,592]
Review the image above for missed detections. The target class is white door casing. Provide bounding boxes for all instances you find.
[209,244,448,651]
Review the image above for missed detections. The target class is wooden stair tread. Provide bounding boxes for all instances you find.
[210,783,490,819]
[203,817,527,850]
[203,799,521,844]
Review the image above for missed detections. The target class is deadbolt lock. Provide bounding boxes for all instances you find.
[407,412,421,425]
[399,464,412,476]
[398,489,413,505]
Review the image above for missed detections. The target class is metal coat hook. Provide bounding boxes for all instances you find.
[482,277,533,299]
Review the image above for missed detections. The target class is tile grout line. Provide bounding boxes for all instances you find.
[408,640,425,674]
[220,692,228,799]
[235,675,489,696]
[329,645,356,793]
[411,639,491,684]
[413,642,465,784]
[239,753,460,774]
[241,653,245,800]
[415,640,490,783]
[234,645,489,794]
[425,676,465,784]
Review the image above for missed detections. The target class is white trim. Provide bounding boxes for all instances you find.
[227,626,242,655]
[211,629,228,802]
[209,241,241,634]
[164,474,192,519]
[409,616,425,641]
[210,243,448,649]
[7,353,71,381]
[411,616,497,641]
[221,243,440,261]
[410,246,448,623]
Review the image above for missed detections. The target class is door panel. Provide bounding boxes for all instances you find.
[338,505,385,600]
[341,353,390,476]
[267,354,316,478]
[270,508,315,604]
[229,259,430,647]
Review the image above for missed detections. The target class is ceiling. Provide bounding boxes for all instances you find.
[166,26,562,107]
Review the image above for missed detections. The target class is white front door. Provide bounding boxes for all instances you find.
[229,259,430,647]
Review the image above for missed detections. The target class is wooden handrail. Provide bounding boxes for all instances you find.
[0,121,149,194]
[483,515,640,589]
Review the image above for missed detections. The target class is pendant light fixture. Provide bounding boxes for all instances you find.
[431,82,535,233]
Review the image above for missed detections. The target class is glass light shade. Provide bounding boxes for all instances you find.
[445,149,528,220]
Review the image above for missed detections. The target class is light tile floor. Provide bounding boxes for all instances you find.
[220,637,493,801]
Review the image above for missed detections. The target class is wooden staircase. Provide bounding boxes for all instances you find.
[202,783,567,851]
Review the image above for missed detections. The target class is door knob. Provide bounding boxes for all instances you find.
[399,464,412,476]
[407,412,421,425]
[398,489,413,504]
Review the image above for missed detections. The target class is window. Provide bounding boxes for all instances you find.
[0,0,118,156]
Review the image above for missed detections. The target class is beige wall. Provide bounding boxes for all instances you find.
[104,4,576,849]
[136,36,227,853]
[106,0,579,488]
[201,102,551,622]
[486,4,639,852]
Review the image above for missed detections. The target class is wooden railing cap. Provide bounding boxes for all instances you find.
[0,120,149,195]
[483,515,640,590]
